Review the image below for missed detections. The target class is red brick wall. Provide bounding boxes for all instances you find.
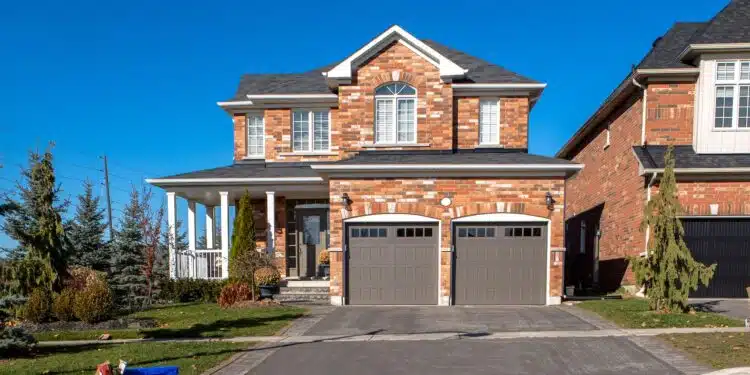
[456,97,529,149]
[565,94,647,288]
[233,114,246,161]
[650,181,750,216]
[644,82,695,146]
[241,198,288,277]
[327,178,566,302]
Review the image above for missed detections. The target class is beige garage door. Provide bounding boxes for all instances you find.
[347,224,438,305]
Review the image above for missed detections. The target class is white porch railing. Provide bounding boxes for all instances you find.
[175,249,224,280]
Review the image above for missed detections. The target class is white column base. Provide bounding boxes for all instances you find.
[330,296,344,306]
[439,296,450,306]
[547,296,562,305]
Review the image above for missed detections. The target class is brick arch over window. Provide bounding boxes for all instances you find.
[371,72,424,88]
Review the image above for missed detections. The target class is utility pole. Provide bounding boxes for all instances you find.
[102,155,114,240]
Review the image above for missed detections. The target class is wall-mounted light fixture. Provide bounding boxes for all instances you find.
[545,192,556,211]
[342,193,353,210]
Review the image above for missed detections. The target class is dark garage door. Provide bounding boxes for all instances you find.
[347,224,438,305]
[684,218,750,298]
[454,223,547,305]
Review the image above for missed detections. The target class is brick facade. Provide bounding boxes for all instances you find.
[455,97,529,149]
[644,82,695,146]
[241,198,288,277]
[651,181,750,216]
[327,178,566,304]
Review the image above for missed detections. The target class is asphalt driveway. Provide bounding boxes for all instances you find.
[304,306,596,335]
[691,298,750,321]
[249,337,682,375]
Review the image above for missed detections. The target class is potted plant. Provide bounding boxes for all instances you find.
[254,267,281,299]
[318,250,330,279]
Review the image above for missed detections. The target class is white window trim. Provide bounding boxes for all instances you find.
[713,59,750,132]
[374,83,418,144]
[604,126,611,149]
[292,109,332,153]
[479,98,501,145]
[245,112,265,159]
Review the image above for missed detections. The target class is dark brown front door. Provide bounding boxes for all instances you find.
[296,208,328,278]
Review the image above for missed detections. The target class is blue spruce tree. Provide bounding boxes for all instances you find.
[110,189,147,310]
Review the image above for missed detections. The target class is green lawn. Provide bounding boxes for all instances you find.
[661,333,750,369]
[0,342,250,375]
[33,303,306,341]
[576,298,743,328]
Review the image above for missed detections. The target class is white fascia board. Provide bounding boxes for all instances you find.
[326,25,465,82]
[310,164,584,171]
[635,68,700,76]
[245,94,338,100]
[345,213,439,223]
[453,213,549,223]
[679,43,750,61]
[451,83,548,90]
[641,167,750,174]
[146,177,324,185]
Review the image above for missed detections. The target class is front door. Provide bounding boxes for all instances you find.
[296,208,328,278]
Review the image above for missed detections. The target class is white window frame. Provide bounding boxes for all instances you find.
[246,112,265,159]
[292,109,332,152]
[604,126,611,149]
[374,82,418,144]
[479,98,500,145]
[713,60,750,131]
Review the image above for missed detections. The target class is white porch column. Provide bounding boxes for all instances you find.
[220,192,230,279]
[187,200,197,278]
[166,192,177,279]
[205,205,215,249]
[266,191,275,255]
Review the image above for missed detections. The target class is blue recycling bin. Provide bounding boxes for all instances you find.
[123,366,179,375]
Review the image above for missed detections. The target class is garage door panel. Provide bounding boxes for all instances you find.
[347,224,438,305]
[455,223,547,305]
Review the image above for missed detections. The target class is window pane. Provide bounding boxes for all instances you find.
[406,228,415,237]
[397,228,405,237]
[351,229,359,238]
[740,86,750,128]
[424,228,433,237]
[458,228,466,237]
[487,228,495,237]
[293,111,310,151]
[715,86,735,128]
[477,228,486,237]
[247,114,264,157]
[467,228,476,237]
[375,99,395,143]
[397,99,415,142]
[375,85,393,95]
[397,83,416,95]
[313,111,329,151]
[523,228,532,237]
[717,62,736,81]
[415,228,424,237]
[513,228,523,237]
[379,228,387,237]
[479,99,499,144]
[741,62,750,80]
[505,228,513,237]
[532,228,542,237]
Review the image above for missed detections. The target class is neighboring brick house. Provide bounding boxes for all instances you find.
[558,0,750,298]
[147,25,581,306]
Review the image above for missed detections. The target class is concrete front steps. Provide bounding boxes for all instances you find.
[273,280,330,304]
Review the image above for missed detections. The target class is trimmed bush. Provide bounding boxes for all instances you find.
[73,279,113,323]
[218,282,251,308]
[21,288,52,323]
[0,327,36,357]
[254,266,281,286]
[52,288,77,321]
[65,266,106,291]
[159,279,225,303]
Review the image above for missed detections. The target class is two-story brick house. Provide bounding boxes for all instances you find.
[148,26,581,306]
[558,0,750,298]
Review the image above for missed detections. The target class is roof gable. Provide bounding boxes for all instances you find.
[325,25,466,85]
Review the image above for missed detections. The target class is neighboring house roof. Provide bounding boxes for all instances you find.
[228,39,537,100]
[324,149,576,165]
[632,145,750,171]
[688,0,750,44]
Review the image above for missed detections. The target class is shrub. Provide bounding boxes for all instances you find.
[0,327,36,357]
[254,266,281,286]
[218,282,251,308]
[73,279,113,323]
[65,266,106,291]
[52,288,77,321]
[21,288,52,323]
[318,250,330,265]
[159,279,225,303]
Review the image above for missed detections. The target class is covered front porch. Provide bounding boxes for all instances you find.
[147,163,331,281]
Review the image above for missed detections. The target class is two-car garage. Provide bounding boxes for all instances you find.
[344,214,550,306]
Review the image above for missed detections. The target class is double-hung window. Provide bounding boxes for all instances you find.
[479,99,500,145]
[714,60,750,129]
[374,82,417,144]
[246,113,264,158]
[292,110,330,152]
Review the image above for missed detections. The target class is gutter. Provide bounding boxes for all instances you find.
[641,167,750,175]
[310,163,584,171]
[631,76,647,146]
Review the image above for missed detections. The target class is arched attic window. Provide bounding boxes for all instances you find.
[374,82,417,144]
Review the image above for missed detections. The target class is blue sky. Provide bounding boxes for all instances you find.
[0,0,727,249]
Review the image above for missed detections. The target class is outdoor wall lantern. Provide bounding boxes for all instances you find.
[545,192,555,211]
[342,193,353,209]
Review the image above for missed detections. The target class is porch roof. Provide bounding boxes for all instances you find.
[146,161,323,187]
[633,145,750,175]
[324,149,578,165]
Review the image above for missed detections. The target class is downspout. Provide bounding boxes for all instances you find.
[637,171,659,298]
[631,76,647,146]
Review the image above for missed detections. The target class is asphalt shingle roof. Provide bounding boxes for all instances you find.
[229,39,537,100]
[638,22,707,69]
[689,0,750,44]
[633,145,750,169]
[154,162,320,180]
[328,149,576,165]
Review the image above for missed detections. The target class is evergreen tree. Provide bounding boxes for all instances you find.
[631,146,716,312]
[230,192,255,261]
[68,180,109,272]
[110,189,147,310]
[1,147,68,291]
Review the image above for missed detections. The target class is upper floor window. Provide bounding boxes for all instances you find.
[293,110,330,152]
[714,61,750,129]
[479,99,500,145]
[375,82,416,144]
[246,113,264,158]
